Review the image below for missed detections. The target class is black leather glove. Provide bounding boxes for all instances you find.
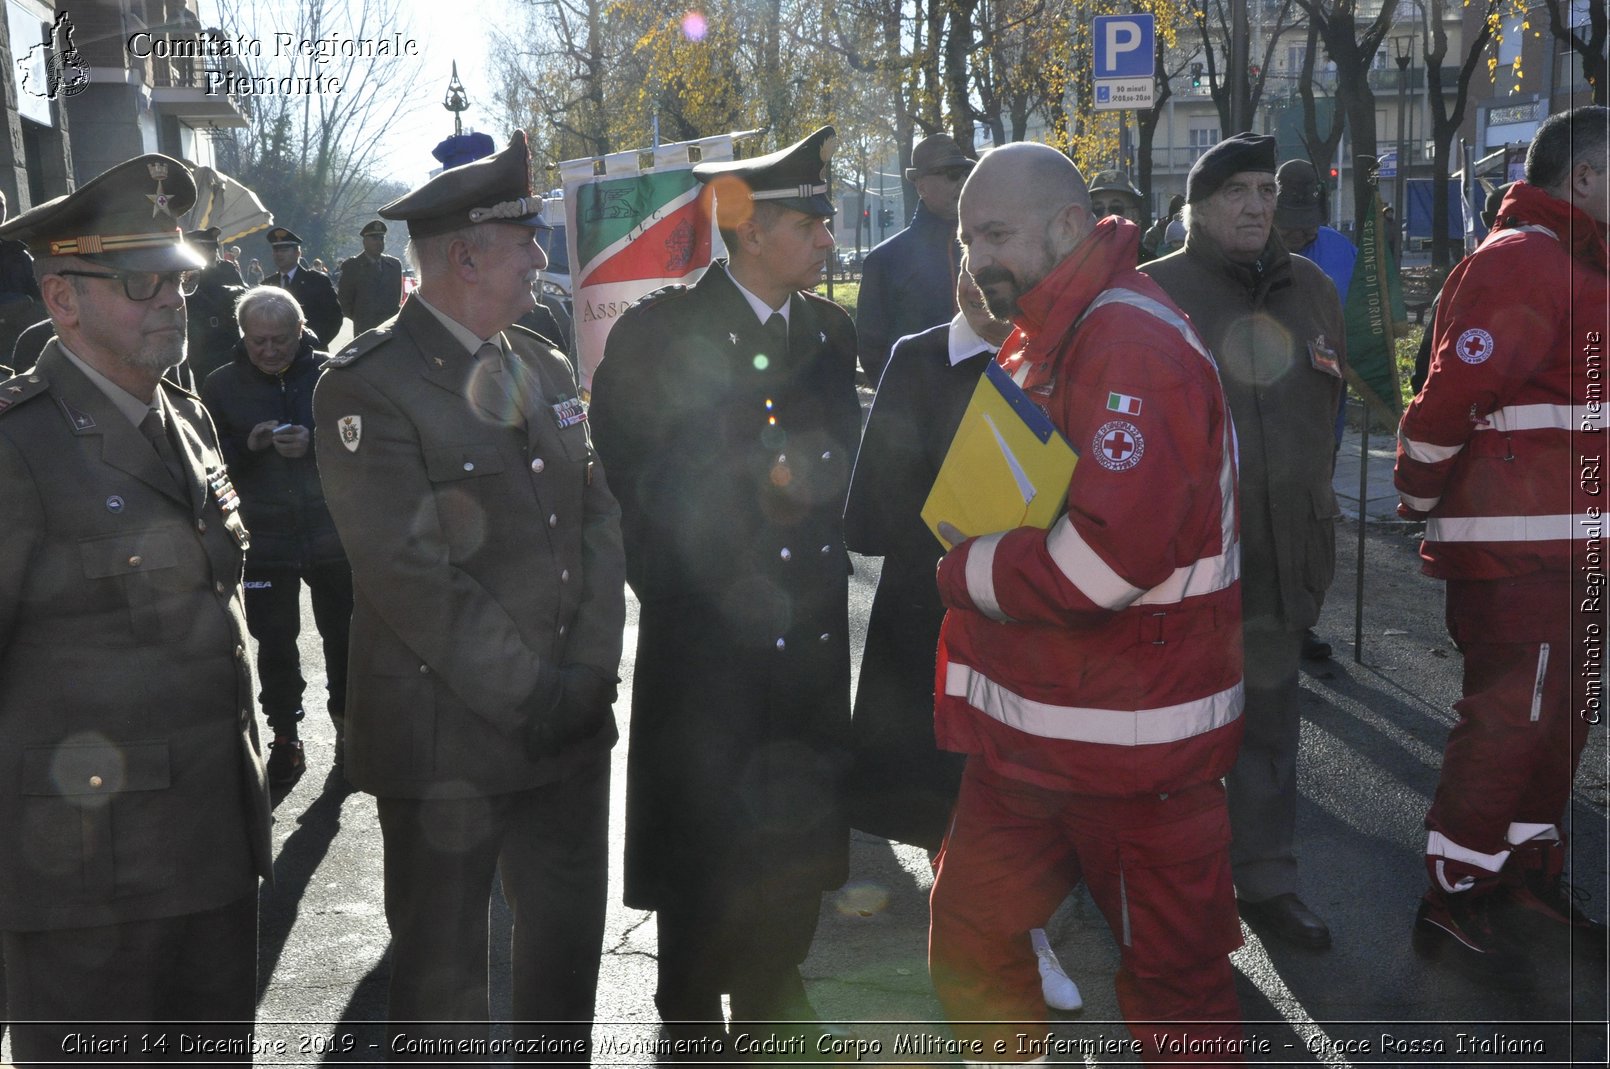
[524,664,618,761]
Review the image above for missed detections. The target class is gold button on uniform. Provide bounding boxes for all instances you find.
[215,581,228,596]
[419,664,430,675]
[196,518,207,534]
[127,555,142,567]
[548,514,558,528]
[560,569,570,583]
[89,775,103,788]
[530,458,545,473]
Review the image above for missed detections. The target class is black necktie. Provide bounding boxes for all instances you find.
[764,312,789,361]
[139,407,187,497]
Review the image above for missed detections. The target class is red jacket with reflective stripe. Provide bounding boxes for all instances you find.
[1394,183,1608,580]
[933,219,1244,796]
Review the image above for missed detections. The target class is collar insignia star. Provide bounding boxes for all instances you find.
[729,332,739,346]
[818,331,826,343]
[434,357,445,367]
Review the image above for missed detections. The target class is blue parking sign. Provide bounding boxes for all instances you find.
[1096,85,1111,104]
[1092,15,1155,78]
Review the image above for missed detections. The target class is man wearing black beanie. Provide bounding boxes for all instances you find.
[1143,132,1346,952]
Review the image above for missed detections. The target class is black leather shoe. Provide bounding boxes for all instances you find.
[1301,628,1332,661]
[1239,893,1333,950]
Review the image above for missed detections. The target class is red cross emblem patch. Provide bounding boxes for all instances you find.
[1455,327,1494,365]
[1094,419,1145,471]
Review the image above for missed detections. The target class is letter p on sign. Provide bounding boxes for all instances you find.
[1104,22,1141,72]
[1092,14,1155,78]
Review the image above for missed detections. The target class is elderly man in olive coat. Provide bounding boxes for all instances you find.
[314,132,625,1061]
[1142,133,1345,953]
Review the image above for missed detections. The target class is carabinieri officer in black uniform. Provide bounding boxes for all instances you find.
[590,125,862,1051]
[263,225,343,349]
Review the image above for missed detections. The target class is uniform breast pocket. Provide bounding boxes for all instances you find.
[19,739,172,902]
[424,445,508,558]
[78,529,181,639]
[556,419,592,464]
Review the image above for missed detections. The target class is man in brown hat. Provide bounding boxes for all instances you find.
[264,225,343,348]
[591,125,861,1047]
[337,219,403,334]
[313,130,625,1061]
[856,131,975,382]
[0,154,271,1063]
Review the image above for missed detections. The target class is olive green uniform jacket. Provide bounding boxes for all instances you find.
[0,344,271,932]
[312,298,626,798]
[337,253,404,335]
[1142,236,1346,631]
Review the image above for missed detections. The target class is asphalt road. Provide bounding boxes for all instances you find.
[4,501,1606,1067]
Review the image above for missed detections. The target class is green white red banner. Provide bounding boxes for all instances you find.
[559,135,734,390]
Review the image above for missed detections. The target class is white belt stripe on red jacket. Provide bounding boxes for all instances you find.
[1425,512,1598,543]
[1401,404,1595,467]
[945,662,1244,745]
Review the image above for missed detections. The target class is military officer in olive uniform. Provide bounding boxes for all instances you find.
[264,225,343,349]
[590,125,860,1045]
[337,219,404,334]
[313,131,625,1063]
[0,154,271,1063]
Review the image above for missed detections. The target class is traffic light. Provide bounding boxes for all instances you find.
[878,207,895,228]
[1191,62,1203,89]
[862,206,870,225]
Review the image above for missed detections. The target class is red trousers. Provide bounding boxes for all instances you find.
[1426,575,1596,887]
[930,758,1245,1066]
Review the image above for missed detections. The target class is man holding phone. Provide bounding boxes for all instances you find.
[201,286,353,784]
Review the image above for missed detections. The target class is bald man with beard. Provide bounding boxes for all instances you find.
[927,143,1248,1065]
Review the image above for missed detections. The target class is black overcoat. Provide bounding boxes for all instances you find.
[265,263,343,351]
[591,264,860,925]
[842,321,987,849]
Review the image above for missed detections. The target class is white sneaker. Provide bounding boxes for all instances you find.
[1030,927,1082,1011]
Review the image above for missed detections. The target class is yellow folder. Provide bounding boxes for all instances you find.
[921,361,1078,547]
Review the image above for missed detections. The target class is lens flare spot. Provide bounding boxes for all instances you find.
[835,880,890,918]
[681,11,708,41]
[770,460,792,487]
[752,354,770,371]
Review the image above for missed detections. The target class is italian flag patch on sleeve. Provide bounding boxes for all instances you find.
[1106,392,1142,416]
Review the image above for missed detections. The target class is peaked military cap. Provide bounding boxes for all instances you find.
[360,220,387,237]
[0,154,204,271]
[186,225,222,249]
[266,226,304,247]
[693,125,837,217]
[1088,169,1143,200]
[1274,160,1325,227]
[382,130,549,239]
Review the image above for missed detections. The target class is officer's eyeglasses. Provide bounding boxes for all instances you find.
[54,269,200,301]
[933,166,971,182]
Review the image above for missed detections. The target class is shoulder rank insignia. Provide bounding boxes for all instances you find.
[325,327,391,368]
[0,373,48,416]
